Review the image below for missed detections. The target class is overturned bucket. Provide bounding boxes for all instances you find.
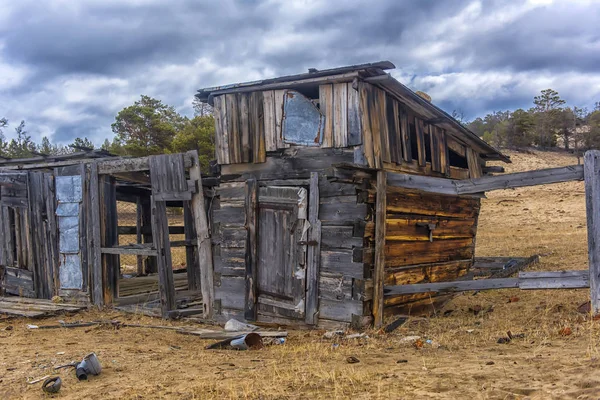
[230,332,263,350]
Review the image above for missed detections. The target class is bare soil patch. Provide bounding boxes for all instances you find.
[1,149,599,399]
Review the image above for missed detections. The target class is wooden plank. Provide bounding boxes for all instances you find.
[387,171,458,195]
[467,148,483,179]
[585,150,600,314]
[447,136,467,158]
[333,83,348,148]
[384,238,474,268]
[214,95,230,164]
[385,217,475,241]
[136,197,144,276]
[263,90,277,151]
[429,125,441,172]
[321,226,363,249]
[373,170,386,328]
[439,128,449,176]
[96,153,193,175]
[370,86,383,169]
[519,270,589,289]
[225,94,241,164]
[386,187,480,219]
[305,172,320,325]
[101,247,157,256]
[415,117,427,167]
[244,179,258,321]
[384,278,519,296]
[183,201,200,291]
[377,89,391,163]
[274,89,287,149]
[358,82,375,167]
[386,97,399,164]
[250,91,266,163]
[319,84,334,148]
[189,151,214,318]
[347,83,361,146]
[399,104,411,162]
[238,93,251,163]
[456,164,584,194]
[151,198,175,318]
[100,177,119,304]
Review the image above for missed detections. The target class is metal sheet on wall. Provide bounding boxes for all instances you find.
[59,253,83,289]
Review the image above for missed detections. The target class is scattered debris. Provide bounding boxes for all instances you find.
[443,310,454,316]
[346,356,360,364]
[399,335,421,344]
[577,301,591,314]
[76,353,102,381]
[470,305,483,315]
[42,377,62,394]
[169,345,181,351]
[344,333,368,340]
[508,296,520,303]
[559,327,572,336]
[323,330,344,339]
[466,329,475,333]
[413,339,424,349]
[485,361,495,365]
[230,333,264,350]
[384,316,408,333]
[396,359,408,363]
[56,351,65,355]
[3,325,13,331]
[497,337,511,344]
[27,375,50,384]
[27,325,39,329]
[507,331,525,340]
[224,319,259,332]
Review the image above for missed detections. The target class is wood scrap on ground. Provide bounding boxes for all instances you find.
[0,296,86,318]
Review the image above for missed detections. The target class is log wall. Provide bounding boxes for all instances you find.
[365,186,480,316]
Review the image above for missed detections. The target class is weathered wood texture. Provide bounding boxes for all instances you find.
[384,270,589,296]
[305,172,321,325]
[244,179,258,321]
[585,150,600,314]
[373,171,386,327]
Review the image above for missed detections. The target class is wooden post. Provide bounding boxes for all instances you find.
[88,162,103,306]
[373,170,387,327]
[141,199,157,274]
[188,151,215,319]
[183,200,200,291]
[136,196,144,276]
[584,150,600,314]
[151,198,176,317]
[244,178,258,321]
[305,172,321,325]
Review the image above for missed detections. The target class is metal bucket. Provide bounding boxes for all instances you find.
[230,333,263,350]
[76,352,102,380]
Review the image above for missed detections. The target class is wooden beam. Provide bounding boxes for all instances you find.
[585,150,600,314]
[305,172,321,325]
[244,178,258,321]
[384,270,589,296]
[189,151,215,319]
[455,164,583,194]
[373,170,386,328]
[387,171,457,195]
[98,153,193,175]
[101,247,158,256]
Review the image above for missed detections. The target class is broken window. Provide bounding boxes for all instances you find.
[282,90,324,146]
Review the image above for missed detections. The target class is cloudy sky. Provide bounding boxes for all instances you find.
[0,0,599,145]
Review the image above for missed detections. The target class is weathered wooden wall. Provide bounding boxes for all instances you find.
[211,150,372,327]
[212,81,481,181]
[365,186,480,316]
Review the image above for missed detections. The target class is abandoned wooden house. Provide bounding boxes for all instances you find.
[2,61,598,327]
[0,149,214,319]
[194,60,511,328]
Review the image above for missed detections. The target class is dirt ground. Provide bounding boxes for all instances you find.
[1,149,600,399]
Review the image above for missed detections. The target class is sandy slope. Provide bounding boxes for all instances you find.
[1,149,599,399]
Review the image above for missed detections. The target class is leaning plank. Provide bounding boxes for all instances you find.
[373,170,386,328]
[319,84,334,148]
[456,164,584,194]
[189,151,214,318]
[100,247,158,256]
[387,171,457,195]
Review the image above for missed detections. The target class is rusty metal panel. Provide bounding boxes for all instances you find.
[56,202,79,217]
[58,216,79,253]
[282,90,324,146]
[56,175,82,203]
[59,253,83,289]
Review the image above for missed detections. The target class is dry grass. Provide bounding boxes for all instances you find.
[1,149,600,399]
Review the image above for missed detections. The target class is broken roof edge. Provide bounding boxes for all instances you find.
[195,60,395,101]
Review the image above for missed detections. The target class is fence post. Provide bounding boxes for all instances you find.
[584,150,600,314]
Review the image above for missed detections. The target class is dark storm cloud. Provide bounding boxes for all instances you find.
[0,0,599,144]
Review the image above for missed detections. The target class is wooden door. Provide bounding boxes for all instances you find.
[257,186,308,320]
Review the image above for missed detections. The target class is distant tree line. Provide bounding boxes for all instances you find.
[0,95,215,172]
[464,89,600,156]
